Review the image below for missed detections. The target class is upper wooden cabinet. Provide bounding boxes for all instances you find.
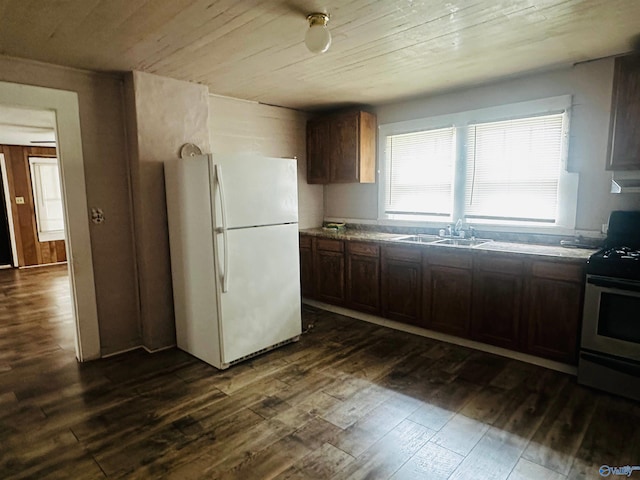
[607,54,640,170]
[307,111,376,184]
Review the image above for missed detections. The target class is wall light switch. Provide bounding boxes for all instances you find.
[15,196,24,204]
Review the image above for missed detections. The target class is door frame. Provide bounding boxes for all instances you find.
[0,153,18,267]
[0,81,100,361]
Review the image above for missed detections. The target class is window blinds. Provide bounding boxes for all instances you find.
[385,127,455,216]
[464,113,565,223]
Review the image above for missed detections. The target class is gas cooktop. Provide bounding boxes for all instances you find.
[600,246,640,260]
[587,211,640,281]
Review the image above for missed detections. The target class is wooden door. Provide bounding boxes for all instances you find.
[346,242,380,314]
[314,238,345,305]
[607,53,640,170]
[306,118,331,183]
[381,246,422,326]
[471,256,523,350]
[299,235,314,298]
[423,252,472,337]
[525,261,584,364]
[330,112,359,183]
[424,266,472,337]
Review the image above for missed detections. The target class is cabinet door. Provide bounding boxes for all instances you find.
[526,278,583,364]
[307,119,331,183]
[330,112,360,183]
[471,257,523,350]
[423,265,472,337]
[607,54,640,170]
[315,240,345,305]
[358,111,377,183]
[525,262,584,364]
[346,243,380,314]
[299,236,314,298]
[381,246,422,325]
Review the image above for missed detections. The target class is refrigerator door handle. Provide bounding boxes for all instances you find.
[215,164,230,293]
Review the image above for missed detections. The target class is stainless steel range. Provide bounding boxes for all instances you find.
[578,211,640,401]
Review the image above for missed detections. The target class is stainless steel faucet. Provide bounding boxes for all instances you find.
[454,219,463,235]
[442,219,466,238]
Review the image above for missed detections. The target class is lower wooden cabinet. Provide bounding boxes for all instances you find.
[471,256,524,350]
[299,234,585,365]
[299,235,314,298]
[314,238,346,305]
[381,246,422,326]
[423,252,472,337]
[346,242,381,314]
[525,261,584,364]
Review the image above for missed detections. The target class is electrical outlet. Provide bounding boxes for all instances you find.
[91,208,105,224]
[15,196,24,204]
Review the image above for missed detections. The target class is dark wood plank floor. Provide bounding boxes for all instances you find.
[1,265,639,479]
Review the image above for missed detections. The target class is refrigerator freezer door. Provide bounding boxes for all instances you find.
[165,157,223,368]
[218,222,302,364]
[211,154,298,229]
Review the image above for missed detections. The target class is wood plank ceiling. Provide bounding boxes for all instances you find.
[0,0,638,110]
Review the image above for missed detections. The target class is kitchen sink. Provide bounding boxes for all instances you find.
[431,238,492,247]
[392,234,441,243]
[392,234,492,247]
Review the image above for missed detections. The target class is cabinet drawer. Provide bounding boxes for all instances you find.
[348,242,379,257]
[425,251,472,269]
[383,246,421,263]
[531,261,584,282]
[299,235,312,249]
[475,255,524,275]
[316,238,344,253]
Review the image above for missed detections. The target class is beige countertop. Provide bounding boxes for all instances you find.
[299,228,596,262]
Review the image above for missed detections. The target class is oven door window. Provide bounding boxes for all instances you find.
[598,292,640,343]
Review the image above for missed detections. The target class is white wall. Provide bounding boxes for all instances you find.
[325,57,640,234]
[208,95,323,229]
[125,71,211,351]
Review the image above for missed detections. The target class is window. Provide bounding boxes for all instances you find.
[379,96,578,230]
[464,113,564,223]
[29,157,65,242]
[385,127,455,219]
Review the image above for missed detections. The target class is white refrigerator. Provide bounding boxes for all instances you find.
[164,153,302,369]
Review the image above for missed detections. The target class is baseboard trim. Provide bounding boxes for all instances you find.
[143,344,177,354]
[100,345,143,358]
[303,299,577,376]
[19,261,68,269]
[100,343,177,358]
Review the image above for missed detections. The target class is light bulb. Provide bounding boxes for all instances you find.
[305,13,331,54]
[305,24,331,53]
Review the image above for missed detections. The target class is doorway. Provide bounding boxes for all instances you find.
[0,81,100,362]
[0,169,12,266]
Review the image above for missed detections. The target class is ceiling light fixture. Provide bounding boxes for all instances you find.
[305,13,331,54]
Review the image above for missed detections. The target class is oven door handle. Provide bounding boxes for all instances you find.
[588,276,640,293]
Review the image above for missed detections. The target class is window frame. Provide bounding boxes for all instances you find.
[28,156,65,243]
[383,125,457,222]
[377,95,578,233]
